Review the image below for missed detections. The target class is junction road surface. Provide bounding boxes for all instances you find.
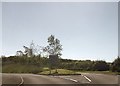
[2,73,120,86]
[81,73,119,84]
[2,73,78,85]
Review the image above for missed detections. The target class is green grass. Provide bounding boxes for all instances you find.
[2,64,120,75]
[3,64,80,75]
[39,69,81,75]
[39,69,120,75]
[75,70,119,75]
[42,67,50,71]
[2,64,42,74]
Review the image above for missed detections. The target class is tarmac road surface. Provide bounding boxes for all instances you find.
[2,73,120,86]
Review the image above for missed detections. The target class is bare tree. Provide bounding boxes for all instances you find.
[23,46,32,57]
[16,50,23,56]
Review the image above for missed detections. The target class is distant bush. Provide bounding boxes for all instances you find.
[2,56,49,67]
[92,61,109,71]
[111,56,120,72]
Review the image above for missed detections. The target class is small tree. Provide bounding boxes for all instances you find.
[43,35,62,74]
[43,35,62,56]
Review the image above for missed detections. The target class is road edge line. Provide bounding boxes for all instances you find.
[18,76,24,86]
[82,75,92,83]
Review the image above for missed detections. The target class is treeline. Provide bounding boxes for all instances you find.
[2,56,49,67]
[60,59,110,71]
[2,56,120,73]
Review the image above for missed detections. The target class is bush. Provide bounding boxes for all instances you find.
[92,61,109,71]
[111,56,120,72]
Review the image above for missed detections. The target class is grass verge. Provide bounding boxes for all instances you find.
[2,64,42,74]
[39,69,81,75]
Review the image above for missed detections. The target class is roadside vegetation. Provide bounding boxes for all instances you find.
[2,56,120,75]
[39,69,78,75]
[2,35,120,75]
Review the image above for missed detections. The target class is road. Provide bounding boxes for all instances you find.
[2,73,120,86]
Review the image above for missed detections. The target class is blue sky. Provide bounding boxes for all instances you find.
[2,2,118,62]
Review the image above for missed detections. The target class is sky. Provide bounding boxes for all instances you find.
[2,2,118,62]
[0,2,2,58]
[1,0,120,2]
[118,2,120,56]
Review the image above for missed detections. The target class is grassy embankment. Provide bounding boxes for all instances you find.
[40,68,120,75]
[3,64,80,75]
[3,64,120,75]
[2,64,42,73]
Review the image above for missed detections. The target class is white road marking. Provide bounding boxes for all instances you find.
[51,76,78,83]
[18,76,24,86]
[82,75,91,83]
[64,77,78,82]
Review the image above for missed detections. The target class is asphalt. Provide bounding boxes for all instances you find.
[1,73,120,86]
[21,74,77,84]
[2,74,22,84]
[81,73,118,84]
